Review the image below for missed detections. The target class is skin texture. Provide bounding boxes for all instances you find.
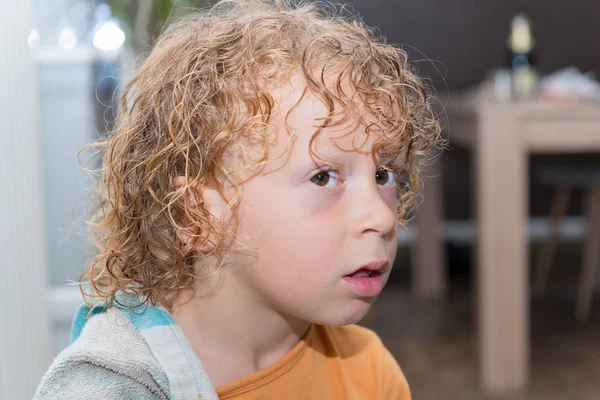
[170,76,401,388]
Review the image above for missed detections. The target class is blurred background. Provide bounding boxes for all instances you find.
[2,0,600,399]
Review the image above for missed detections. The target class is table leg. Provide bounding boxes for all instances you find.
[412,156,447,298]
[476,110,529,393]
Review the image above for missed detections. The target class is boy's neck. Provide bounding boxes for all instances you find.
[169,269,311,387]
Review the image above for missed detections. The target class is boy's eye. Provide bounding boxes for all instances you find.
[310,169,340,187]
[375,169,395,186]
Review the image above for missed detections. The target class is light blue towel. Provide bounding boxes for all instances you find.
[35,302,218,400]
[73,303,218,400]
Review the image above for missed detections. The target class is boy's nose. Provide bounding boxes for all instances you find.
[350,183,397,241]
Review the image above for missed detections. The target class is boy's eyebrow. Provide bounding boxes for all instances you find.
[306,145,407,170]
[306,141,358,166]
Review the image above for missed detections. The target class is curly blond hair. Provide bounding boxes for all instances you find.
[82,0,444,310]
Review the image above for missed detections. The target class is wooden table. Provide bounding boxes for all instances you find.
[413,92,600,394]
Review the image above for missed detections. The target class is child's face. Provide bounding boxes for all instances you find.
[228,76,400,326]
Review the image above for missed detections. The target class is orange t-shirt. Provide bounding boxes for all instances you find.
[215,324,411,399]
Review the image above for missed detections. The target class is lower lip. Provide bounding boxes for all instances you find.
[342,274,384,297]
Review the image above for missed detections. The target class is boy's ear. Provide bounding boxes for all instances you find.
[171,176,230,248]
[171,177,229,220]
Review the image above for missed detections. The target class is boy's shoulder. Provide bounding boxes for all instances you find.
[34,307,170,399]
[33,359,166,400]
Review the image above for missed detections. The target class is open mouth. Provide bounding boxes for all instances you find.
[342,267,385,297]
[346,268,381,279]
[346,268,378,278]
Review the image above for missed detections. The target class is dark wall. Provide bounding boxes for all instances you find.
[351,0,600,90]
[350,0,600,219]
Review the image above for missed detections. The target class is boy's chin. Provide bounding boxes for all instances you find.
[315,299,375,326]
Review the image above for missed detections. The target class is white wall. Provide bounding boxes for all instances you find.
[39,59,97,286]
[32,0,101,287]
[0,0,53,397]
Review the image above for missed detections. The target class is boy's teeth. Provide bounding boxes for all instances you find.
[351,269,371,278]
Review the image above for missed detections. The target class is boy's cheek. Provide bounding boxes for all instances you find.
[381,186,399,207]
[388,245,399,265]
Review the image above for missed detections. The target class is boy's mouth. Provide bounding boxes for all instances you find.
[342,261,388,297]
[344,260,388,278]
[346,268,379,278]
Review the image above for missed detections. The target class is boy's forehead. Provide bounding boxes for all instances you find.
[271,74,383,154]
[313,119,381,156]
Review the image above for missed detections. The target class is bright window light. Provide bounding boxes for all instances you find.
[93,21,125,51]
[28,29,41,48]
[58,27,77,49]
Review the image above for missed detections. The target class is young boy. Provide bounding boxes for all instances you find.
[35,0,441,398]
